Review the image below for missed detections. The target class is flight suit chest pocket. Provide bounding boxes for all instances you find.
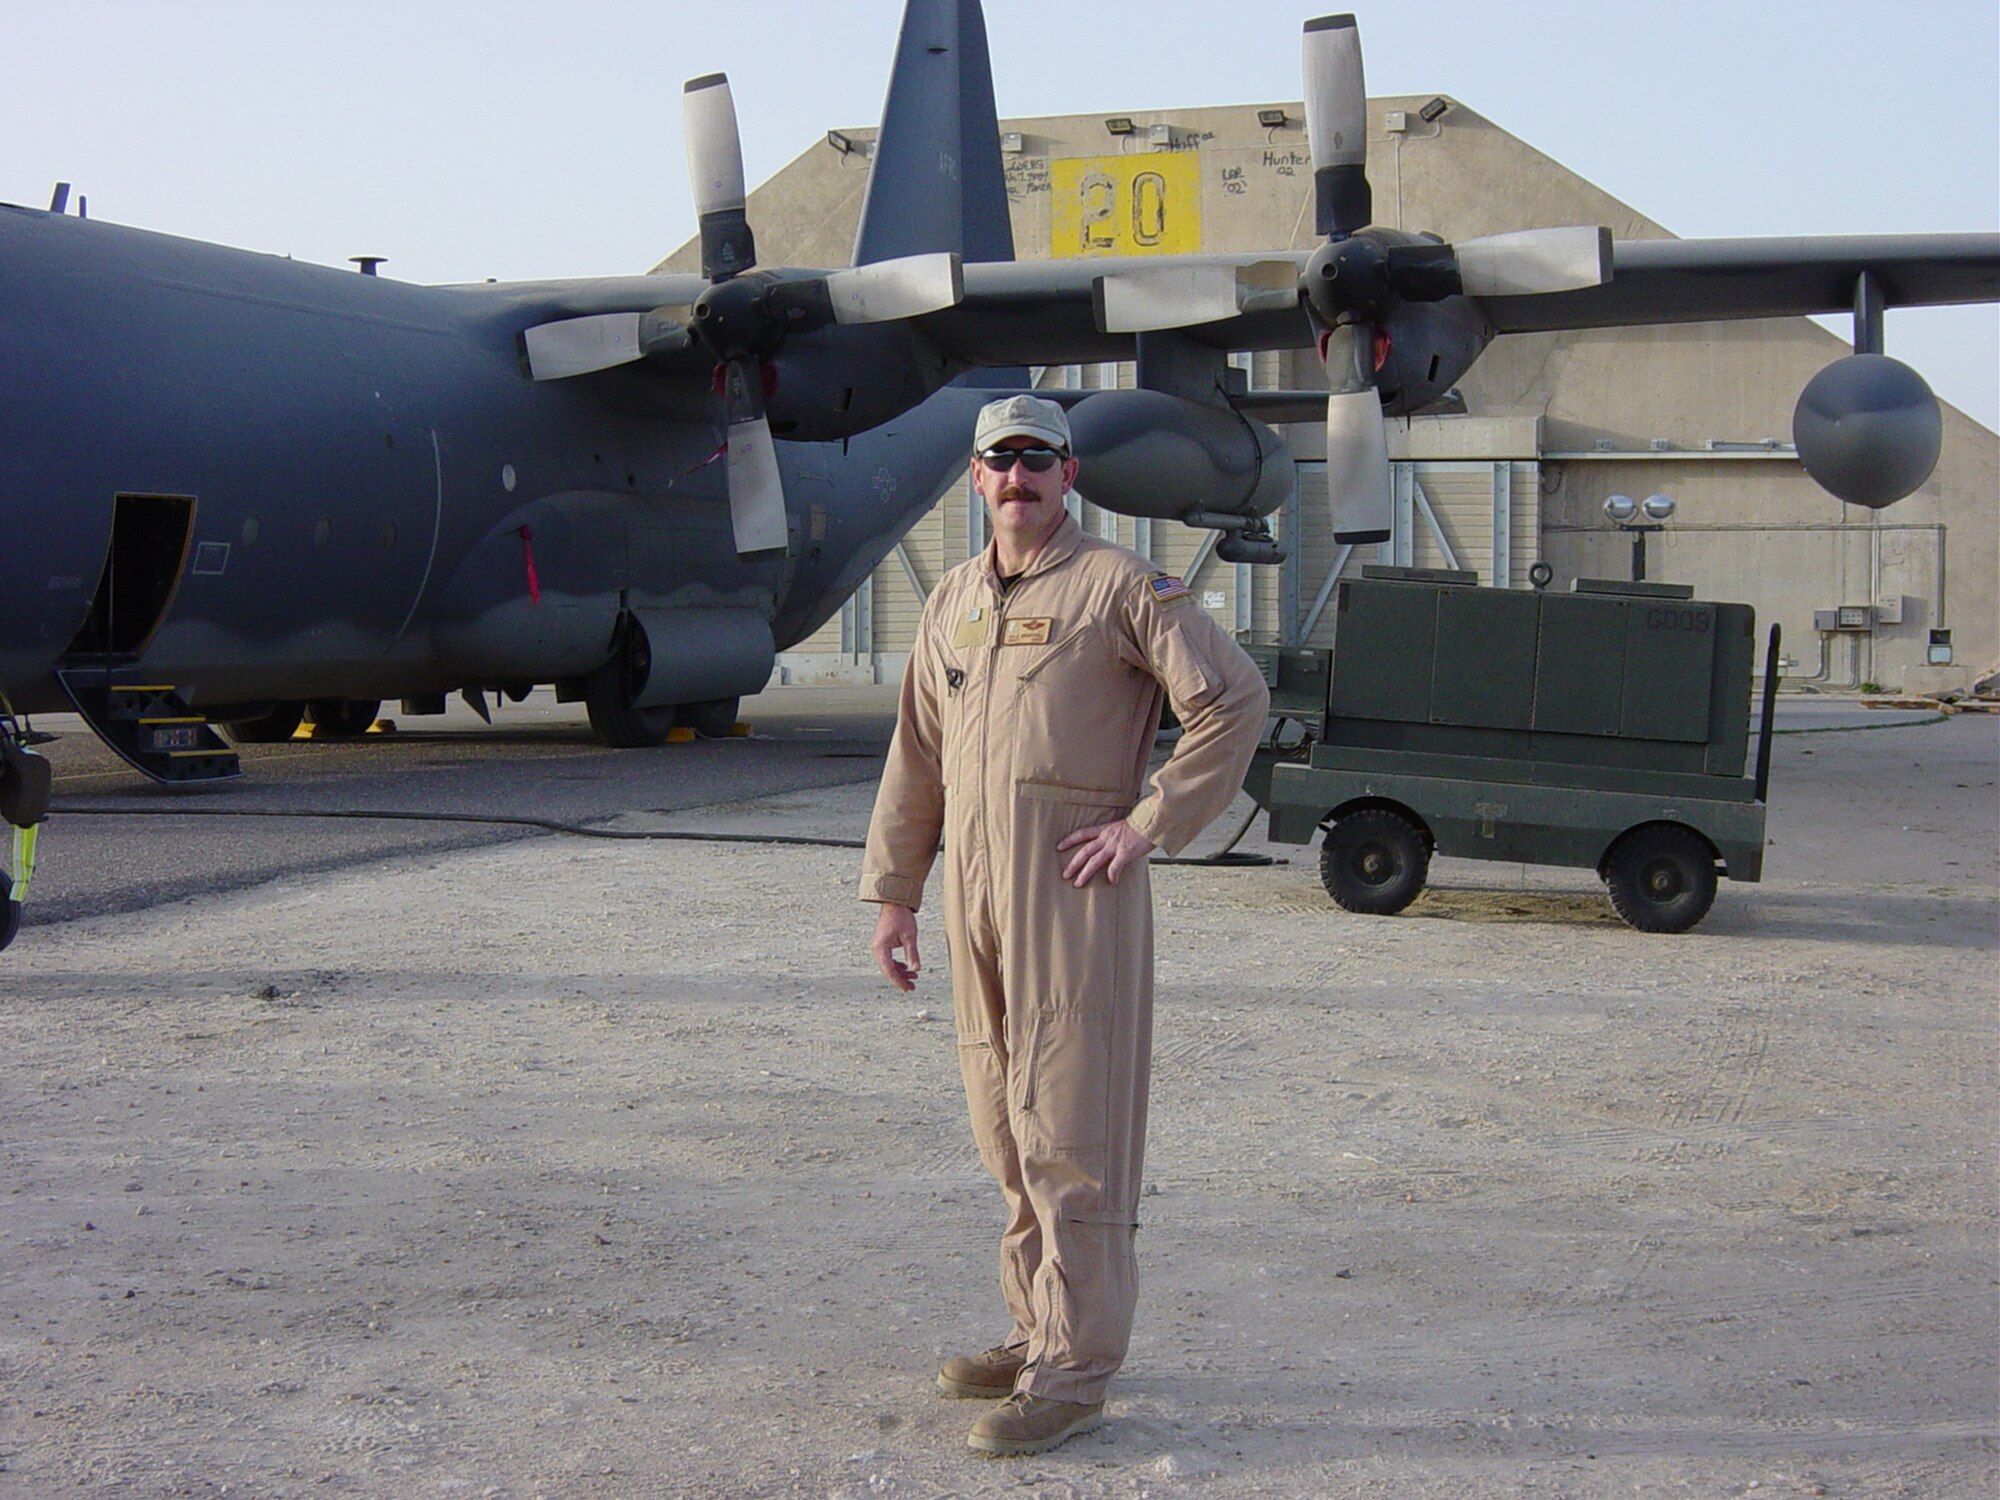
[1008,622,1091,687]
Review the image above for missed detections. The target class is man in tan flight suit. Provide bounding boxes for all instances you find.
[862,394,1270,1456]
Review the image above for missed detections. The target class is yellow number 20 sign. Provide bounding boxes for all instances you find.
[1050,153,1201,258]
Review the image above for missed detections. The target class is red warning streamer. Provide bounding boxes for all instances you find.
[517,525,541,604]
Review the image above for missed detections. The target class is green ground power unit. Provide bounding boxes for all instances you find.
[1243,567,1778,933]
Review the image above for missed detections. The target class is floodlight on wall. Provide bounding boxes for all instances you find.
[1604,493,1674,581]
[826,130,856,155]
[1257,108,1288,128]
[1104,117,1136,136]
[1418,96,1450,123]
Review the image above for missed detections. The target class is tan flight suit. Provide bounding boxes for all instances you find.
[860,513,1270,1404]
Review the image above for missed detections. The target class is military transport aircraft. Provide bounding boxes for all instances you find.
[2,0,1995,801]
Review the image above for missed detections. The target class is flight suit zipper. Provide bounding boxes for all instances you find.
[1011,623,1090,686]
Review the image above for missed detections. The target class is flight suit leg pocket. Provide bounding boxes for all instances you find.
[1017,1006,1113,1152]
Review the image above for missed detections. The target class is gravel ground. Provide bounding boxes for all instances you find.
[1,701,1993,1498]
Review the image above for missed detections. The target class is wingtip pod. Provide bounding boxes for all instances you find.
[1793,353,1943,507]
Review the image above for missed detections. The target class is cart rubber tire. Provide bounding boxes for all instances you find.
[0,872,17,953]
[1320,808,1429,916]
[1604,824,1718,933]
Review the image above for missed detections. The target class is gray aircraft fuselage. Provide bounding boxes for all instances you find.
[0,203,973,718]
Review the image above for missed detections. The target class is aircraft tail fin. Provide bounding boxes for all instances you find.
[853,0,1013,271]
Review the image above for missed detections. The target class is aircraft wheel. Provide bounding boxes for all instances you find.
[307,699,381,736]
[1604,824,1717,933]
[222,702,306,744]
[677,697,740,739]
[583,638,677,749]
[1,872,18,953]
[1320,807,1429,916]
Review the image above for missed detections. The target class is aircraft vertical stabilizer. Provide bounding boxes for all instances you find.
[852,0,1013,269]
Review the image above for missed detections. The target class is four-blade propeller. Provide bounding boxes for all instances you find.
[525,73,964,555]
[1297,13,1612,543]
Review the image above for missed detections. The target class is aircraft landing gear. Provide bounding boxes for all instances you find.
[584,627,677,748]
[677,697,740,739]
[307,699,381,736]
[222,701,306,744]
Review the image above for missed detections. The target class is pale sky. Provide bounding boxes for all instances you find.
[5,0,1995,429]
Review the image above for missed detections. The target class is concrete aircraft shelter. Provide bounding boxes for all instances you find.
[659,95,1998,697]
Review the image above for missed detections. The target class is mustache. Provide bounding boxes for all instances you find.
[998,485,1037,502]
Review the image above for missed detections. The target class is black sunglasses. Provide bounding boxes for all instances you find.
[976,445,1067,474]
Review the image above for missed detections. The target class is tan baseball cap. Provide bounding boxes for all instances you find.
[973,394,1072,453]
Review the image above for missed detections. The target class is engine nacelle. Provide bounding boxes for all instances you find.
[1066,390,1293,522]
[1792,354,1943,508]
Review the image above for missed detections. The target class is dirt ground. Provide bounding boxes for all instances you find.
[2,705,1995,1498]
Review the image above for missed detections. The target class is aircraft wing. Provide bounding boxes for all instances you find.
[1476,234,2000,333]
[924,234,1999,367]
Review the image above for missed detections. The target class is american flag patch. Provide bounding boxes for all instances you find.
[1150,574,1191,602]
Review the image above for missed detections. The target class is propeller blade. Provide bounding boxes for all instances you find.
[684,73,757,279]
[824,252,965,324]
[719,359,789,555]
[524,313,642,381]
[1095,260,1301,333]
[523,309,694,380]
[1453,226,1613,297]
[1325,389,1392,544]
[1096,265,1242,332]
[1302,14,1371,238]
[1319,321,1391,544]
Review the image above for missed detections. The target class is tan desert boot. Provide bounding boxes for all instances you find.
[966,1390,1105,1456]
[935,1344,1026,1399]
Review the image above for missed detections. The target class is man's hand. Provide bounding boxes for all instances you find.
[871,903,922,991]
[1057,820,1156,888]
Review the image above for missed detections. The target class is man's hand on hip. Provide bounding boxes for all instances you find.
[1057,820,1156,888]
[871,903,922,991]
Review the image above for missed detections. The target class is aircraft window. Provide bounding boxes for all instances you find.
[313,519,331,549]
[378,522,397,551]
[241,516,261,545]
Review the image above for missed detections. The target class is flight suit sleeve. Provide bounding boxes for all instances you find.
[859,600,948,910]
[1115,574,1271,856]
